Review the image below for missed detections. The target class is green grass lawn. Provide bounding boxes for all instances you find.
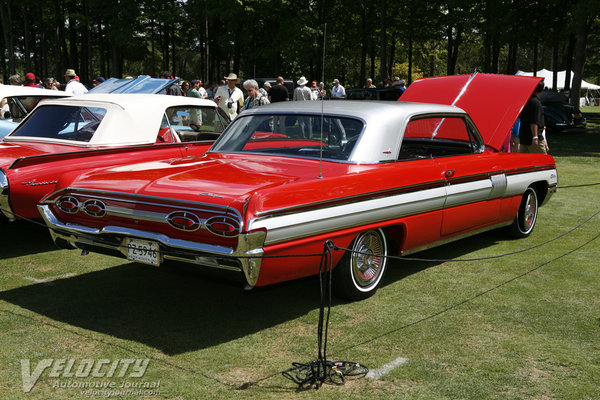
[1,115,599,399]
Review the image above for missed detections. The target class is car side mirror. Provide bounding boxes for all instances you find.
[3,111,11,120]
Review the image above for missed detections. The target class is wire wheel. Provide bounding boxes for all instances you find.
[508,187,538,238]
[334,229,388,300]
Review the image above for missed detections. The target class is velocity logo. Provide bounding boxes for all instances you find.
[20,358,150,392]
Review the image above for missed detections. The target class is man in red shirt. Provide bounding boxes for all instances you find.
[23,73,41,88]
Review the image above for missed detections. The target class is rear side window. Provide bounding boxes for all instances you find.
[165,105,229,142]
[399,116,478,159]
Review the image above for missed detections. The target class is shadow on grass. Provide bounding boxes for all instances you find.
[547,127,600,157]
[0,220,56,258]
[0,228,507,355]
[0,261,325,355]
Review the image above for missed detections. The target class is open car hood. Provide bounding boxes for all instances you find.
[400,73,543,151]
[87,76,179,94]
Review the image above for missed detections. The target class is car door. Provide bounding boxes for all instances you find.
[427,116,506,236]
[401,114,505,238]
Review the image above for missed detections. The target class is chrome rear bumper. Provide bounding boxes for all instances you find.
[38,204,266,286]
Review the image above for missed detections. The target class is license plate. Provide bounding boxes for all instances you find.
[125,238,160,266]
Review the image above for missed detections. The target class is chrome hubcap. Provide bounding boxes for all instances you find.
[352,231,385,288]
[523,192,537,231]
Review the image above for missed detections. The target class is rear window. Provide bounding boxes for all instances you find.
[9,105,106,142]
[211,114,364,161]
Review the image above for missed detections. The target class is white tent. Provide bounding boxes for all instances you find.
[516,69,600,90]
[516,69,600,105]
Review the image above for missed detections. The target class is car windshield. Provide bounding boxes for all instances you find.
[9,105,106,142]
[210,114,364,161]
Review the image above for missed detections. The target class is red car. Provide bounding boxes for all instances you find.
[0,94,228,221]
[38,74,557,300]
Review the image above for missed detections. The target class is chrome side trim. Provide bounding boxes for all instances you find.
[249,168,557,246]
[249,186,448,245]
[38,204,266,286]
[0,169,15,220]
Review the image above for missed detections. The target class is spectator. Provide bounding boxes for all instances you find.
[197,81,208,99]
[310,81,319,100]
[319,82,326,99]
[259,81,270,97]
[365,78,376,89]
[510,119,520,153]
[24,73,41,88]
[181,80,191,96]
[397,80,406,93]
[159,71,183,96]
[188,80,208,99]
[518,80,547,154]
[214,73,245,120]
[331,78,345,98]
[43,77,58,90]
[268,76,289,103]
[293,76,312,101]
[205,82,216,99]
[9,74,22,86]
[391,78,406,93]
[63,69,88,95]
[92,77,105,87]
[242,79,269,110]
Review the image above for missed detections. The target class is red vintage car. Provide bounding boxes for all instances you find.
[38,74,557,300]
[0,94,228,221]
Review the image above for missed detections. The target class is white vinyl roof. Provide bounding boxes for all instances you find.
[4,94,218,147]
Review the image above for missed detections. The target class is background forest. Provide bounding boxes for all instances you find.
[1,0,598,95]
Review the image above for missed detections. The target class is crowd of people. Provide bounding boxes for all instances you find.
[1,68,410,118]
[1,68,550,155]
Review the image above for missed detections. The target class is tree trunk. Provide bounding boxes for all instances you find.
[22,4,31,73]
[359,6,367,86]
[407,31,413,84]
[533,39,538,77]
[552,29,559,90]
[388,35,395,77]
[564,34,576,90]
[570,19,590,107]
[0,1,15,74]
[379,0,387,84]
[447,24,461,75]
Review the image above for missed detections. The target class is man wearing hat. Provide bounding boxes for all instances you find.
[64,69,88,95]
[24,73,41,88]
[92,77,105,87]
[331,78,345,98]
[214,73,244,120]
[293,76,312,101]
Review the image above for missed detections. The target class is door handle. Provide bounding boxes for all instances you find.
[444,170,456,178]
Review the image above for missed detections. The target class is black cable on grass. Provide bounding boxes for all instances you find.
[336,230,600,354]
[280,241,368,390]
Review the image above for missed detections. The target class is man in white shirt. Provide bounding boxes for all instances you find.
[293,76,313,101]
[331,78,345,98]
[64,69,88,95]
[214,73,244,120]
